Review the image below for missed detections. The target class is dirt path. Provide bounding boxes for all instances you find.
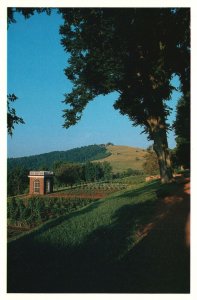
[116,177,190,293]
[137,177,190,246]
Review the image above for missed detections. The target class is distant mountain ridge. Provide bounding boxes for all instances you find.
[7,144,111,170]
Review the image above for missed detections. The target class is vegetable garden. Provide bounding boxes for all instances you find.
[7,196,98,238]
[7,181,131,239]
[52,182,128,197]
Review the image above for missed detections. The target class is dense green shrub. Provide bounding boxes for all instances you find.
[7,167,29,196]
[113,169,144,180]
[142,147,159,175]
[7,197,19,221]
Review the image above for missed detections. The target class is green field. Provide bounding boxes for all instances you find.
[8,177,162,292]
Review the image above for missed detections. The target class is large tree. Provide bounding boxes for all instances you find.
[58,8,190,183]
[54,162,83,187]
[173,94,190,169]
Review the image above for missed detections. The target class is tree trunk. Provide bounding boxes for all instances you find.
[153,131,173,183]
[147,117,173,184]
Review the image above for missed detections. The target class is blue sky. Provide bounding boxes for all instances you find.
[7,9,181,158]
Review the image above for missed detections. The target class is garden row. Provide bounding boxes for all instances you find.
[7,196,99,232]
[54,182,128,195]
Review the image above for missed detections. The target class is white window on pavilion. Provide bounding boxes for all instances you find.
[34,179,40,193]
[46,180,50,193]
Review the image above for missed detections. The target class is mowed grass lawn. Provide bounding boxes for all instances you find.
[7,180,161,293]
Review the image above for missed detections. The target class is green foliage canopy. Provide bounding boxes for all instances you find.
[7,8,51,26]
[54,161,113,186]
[59,8,189,133]
[173,94,190,168]
[7,166,29,196]
[7,94,25,136]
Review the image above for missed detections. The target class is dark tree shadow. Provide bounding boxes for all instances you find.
[115,179,190,293]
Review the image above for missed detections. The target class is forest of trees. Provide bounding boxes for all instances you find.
[8,144,111,170]
[7,166,29,196]
[7,160,113,196]
[54,161,113,187]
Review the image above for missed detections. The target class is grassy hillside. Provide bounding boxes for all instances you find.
[7,178,159,292]
[95,145,147,173]
[7,177,190,293]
